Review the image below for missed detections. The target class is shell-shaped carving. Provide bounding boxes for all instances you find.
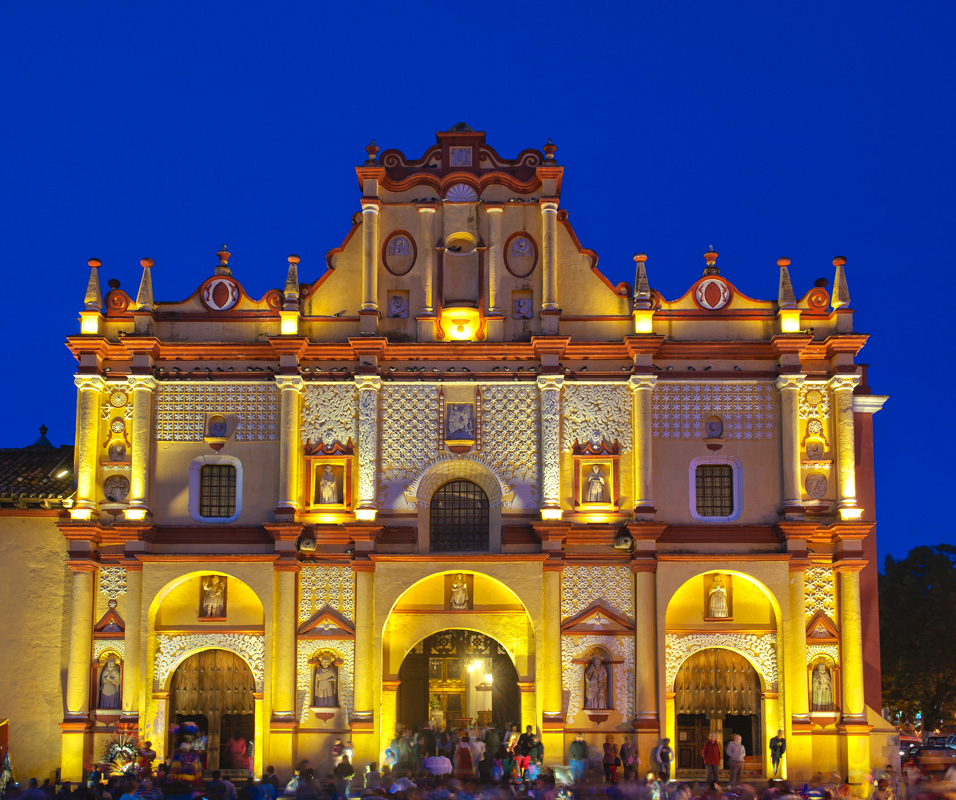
[445,183,478,202]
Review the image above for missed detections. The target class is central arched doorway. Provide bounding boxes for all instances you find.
[168,650,255,773]
[397,630,520,734]
[674,649,761,775]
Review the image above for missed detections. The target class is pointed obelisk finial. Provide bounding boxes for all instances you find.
[703,245,719,276]
[135,258,154,311]
[777,257,796,309]
[284,254,300,310]
[215,244,232,277]
[633,253,652,310]
[84,258,103,310]
[831,256,850,309]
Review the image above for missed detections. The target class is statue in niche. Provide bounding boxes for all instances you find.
[513,298,532,319]
[705,416,724,438]
[313,655,338,707]
[389,295,409,318]
[446,404,474,441]
[103,475,130,503]
[108,442,126,462]
[98,657,122,709]
[208,417,227,437]
[450,573,469,610]
[708,574,730,618]
[811,662,834,710]
[585,464,608,503]
[318,466,339,504]
[200,575,226,618]
[805,473,828,499]
[805,439,824,460]
[584,655,609,710]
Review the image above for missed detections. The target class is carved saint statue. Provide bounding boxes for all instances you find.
[450,573,469,610]
[318,466,338,504]
[805,440,824,460]
[446,405,474,441]
[584,655,609,710]
[313,656,338,707]
[389,295,409,319]
[811,663,833,710]
[99,657,122,709]
[513,298,532,319]
[585,465,608,503]
[708,574,730,618]
[201,575,226,618]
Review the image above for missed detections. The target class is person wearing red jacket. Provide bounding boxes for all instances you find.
[701,732,722,784]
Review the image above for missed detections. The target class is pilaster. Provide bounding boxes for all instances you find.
[61,560,97,780]
[829,374,862,519]
[275,375,304,518]
[355,375,382,520]
[628,374,657,516]
[361,199,380,313]
[125,375,157,521]
[536,375,564,518]
[72,374,105,519]
[418,204,438,318]
[776,374,805,516]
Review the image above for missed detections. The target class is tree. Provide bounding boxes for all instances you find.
[880,544,956,732]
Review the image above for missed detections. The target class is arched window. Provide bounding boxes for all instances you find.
[430,480,489,552]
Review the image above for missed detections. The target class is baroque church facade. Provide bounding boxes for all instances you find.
[0,125,895,785]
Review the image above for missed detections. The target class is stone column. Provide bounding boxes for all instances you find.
[777,375,805,514]
[270,562,299,767]
[355,376,382,518]
[541,566,563,718]
[72,375,105,518]
[275,376,303,514]
[838,564,870,786]
[361,200,380,312]
[537,375,564,517]
[351,564,376,766]
[540,200,559,312]
[829,374,861,518]
[380,680,401,760]
[518,681,537,732]
[418,205,437,317]
[61,561,96,780]
[632,563,659,768]
[126,375,157,520]
[787,561,812,780]
[485,205,504,316]
[122,564,143,720]
[629,375,657,514]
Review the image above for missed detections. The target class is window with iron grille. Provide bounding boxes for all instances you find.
[430,480,489,552]
[695,464,734,517]
[199,464,237,518]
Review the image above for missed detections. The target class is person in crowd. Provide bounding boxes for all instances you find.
[769,730,786,779]
[726,734,746,786]
[364,763,382,790]
[332,755,354,800]
[602,741,618,783]
[455,734,475,781]
[654,738,674,783]
[422,750,452,778]
[619,738,636,780]
[568,734,588,784]
[702,732,722,784]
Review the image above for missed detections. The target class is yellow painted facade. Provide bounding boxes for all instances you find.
[0,126,896,788]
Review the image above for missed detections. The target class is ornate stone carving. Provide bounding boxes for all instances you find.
[798,383,831,420]
[299,566,355,624]
[538,376,563,507]
[99,566,127,599]
[563,383,633,451]
[297,641,354,722]
[561,566,634,621]
[154,633,265,692]
[665,632,778,691]
[652,382,776,440]
[807,643,839,665]
[479,385,539,508]
[355,377,382,508]
[301,384,358,447]
[155,382,278,442]
[561,635,633,724]
[93,639,126,660]
[805,566,836,621]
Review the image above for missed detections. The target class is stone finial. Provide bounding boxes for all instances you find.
[831,256,850,309]
[215,244,232,277]
[365,140,379,166]
[777,257,797,309]
[633,253,653,310]
[703,246,720,276]
[84,258,103,311]
[135,257,154,311]
[284,254,300,310]
[543,138,557,162]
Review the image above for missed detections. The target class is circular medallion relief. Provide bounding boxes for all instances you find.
[504,232,538,278]
[201,277,240,311]
[445,183,478,202]
[805,473,828,499]
[805,389,823,406]
[382,231,417,276]
[694,277,732,311]
[109,390,128,408]
[103,475,131,503]
[110,418,126,435]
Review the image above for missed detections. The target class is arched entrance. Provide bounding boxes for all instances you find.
[168,650,256,773]
[397,630,520,734]
[674,649,761,775]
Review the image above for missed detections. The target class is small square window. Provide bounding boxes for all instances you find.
[695,464,734,517]
[199,465,237,518]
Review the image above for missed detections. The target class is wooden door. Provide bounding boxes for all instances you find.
[676,713,707,771]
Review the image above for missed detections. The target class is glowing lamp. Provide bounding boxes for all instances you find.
[779,309,802,334]
[440,307,480,341]
[355,507,377,521]
[279,311,299,336]
[633,309,654,334]
[541,508,563,521]
[70,507,93,521]
[124,508,148,521]
[80,312,102,335]
[839,507,863,521]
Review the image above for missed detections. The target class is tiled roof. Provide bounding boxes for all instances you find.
[0,428,76,505]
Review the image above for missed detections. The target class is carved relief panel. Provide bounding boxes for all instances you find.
[798,383,835,507]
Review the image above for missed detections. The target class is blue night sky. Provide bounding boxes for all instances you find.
[2,3,951,567]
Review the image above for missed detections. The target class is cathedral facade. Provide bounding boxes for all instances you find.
[0,126,895,786]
